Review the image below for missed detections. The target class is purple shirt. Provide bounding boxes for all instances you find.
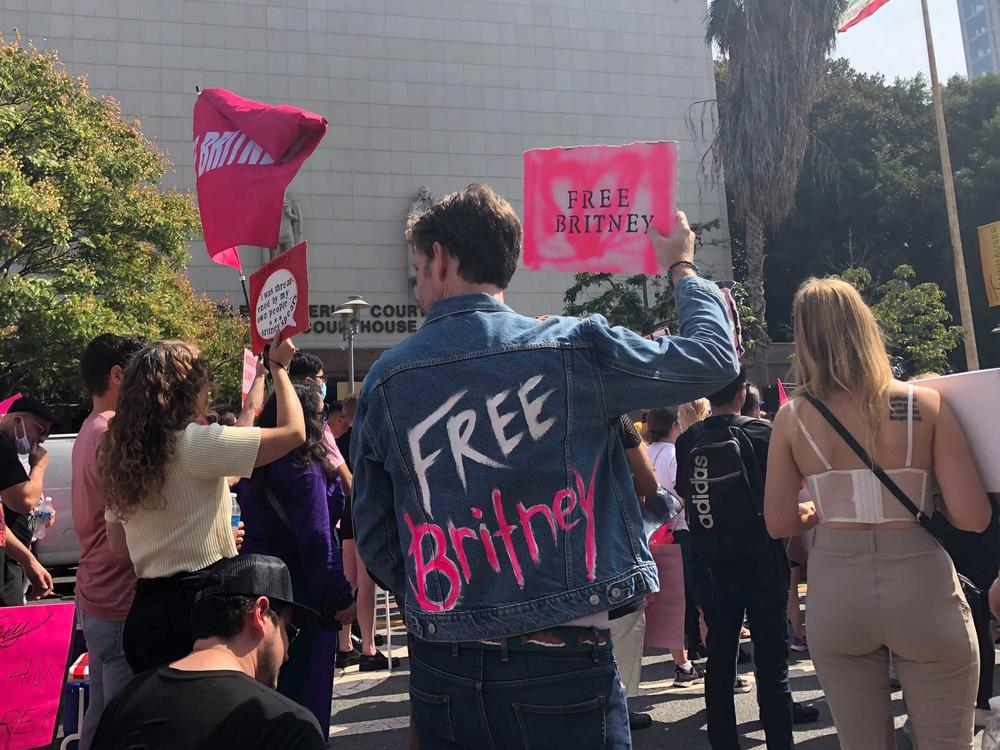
[238,455,352,610]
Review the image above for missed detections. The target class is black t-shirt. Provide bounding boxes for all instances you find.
[0,431,31,547]
[92,667,327,750]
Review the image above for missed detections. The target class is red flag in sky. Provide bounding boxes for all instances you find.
[839,0,893,32]
[193,89,327,271]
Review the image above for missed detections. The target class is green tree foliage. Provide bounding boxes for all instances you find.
[706,0,846,353]
[760,60,1000,368]
[563,220,760,351]
[0,35,248,407]
[841,265,963,375]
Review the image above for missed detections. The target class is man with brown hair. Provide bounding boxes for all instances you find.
[352,183,739,745]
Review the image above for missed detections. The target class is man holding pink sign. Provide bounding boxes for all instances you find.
[352,180,738,748]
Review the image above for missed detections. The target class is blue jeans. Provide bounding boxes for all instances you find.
[409,633,631,749]
[79,611,134,750]
[696,548,792,750]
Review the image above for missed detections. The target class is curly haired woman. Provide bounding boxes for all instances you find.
[99,334,306,673]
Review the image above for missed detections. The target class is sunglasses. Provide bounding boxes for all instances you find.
[270,603,301,647]
[284,620,301,647]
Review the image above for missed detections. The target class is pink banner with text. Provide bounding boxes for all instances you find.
[523,141,678,274]
[0,602,76,750]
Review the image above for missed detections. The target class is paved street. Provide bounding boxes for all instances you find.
[331,646,874,749]
[327,588,994,748]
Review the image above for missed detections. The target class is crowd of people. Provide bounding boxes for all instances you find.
[0,182,996,750]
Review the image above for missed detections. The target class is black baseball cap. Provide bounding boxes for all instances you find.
[195,554,321,625]
[7,397,56,424]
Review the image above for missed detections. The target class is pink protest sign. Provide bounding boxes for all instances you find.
[523,141,678,274]
[0,602,76,750]
[241,349,257,405]
[248,241,310,354]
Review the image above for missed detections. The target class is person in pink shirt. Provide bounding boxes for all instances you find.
[72,333,146,750]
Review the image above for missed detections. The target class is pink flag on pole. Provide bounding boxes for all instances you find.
[523,141,678,274]
[193,89,328,270]
[839,0,893,32]
[0,393,22,416]
[777,379,789,406]
[241,349,257,405]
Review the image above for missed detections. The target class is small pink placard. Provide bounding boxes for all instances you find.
[523,141,678,274]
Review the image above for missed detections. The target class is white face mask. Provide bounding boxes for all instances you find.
[13,417,31,456]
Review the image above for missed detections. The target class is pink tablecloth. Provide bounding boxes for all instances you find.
[643,542,686,650]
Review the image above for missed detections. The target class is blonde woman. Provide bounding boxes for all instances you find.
[764,278,989,749]
[678,398,710,432]
[100,335,306,673]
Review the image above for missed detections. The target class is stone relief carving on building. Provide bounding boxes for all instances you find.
[278,193,303,252]
[406,187,434,293]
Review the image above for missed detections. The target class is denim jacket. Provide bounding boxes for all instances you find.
[351,276,739,642]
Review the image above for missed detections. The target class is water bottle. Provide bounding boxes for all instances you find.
[230,492,241,528]
[34,496,54,540]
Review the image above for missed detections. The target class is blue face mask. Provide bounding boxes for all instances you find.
[319,382,327,400]
[13,418,31,456]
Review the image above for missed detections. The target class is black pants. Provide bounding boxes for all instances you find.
[0,556,24,606]
[674,530,703,651]
[696,548,793,750]
[969,590,996,710]
[123,559,226,673]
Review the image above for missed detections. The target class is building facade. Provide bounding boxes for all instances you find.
[3,0,731,386]
[959,0,1000,77]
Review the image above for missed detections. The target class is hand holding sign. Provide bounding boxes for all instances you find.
[267,330,297,372]
[523,141,678,274]
[248,241,310,354]
[649,211,696,277]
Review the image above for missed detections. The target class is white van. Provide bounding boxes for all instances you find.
[32,434,80,571]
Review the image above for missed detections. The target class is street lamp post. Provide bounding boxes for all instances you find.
[334,295,369,394]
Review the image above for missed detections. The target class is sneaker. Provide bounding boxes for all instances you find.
[358,650,401,672]
[976,707,997,727]
[335,648,360,668]
[790,634,809,653]
[673,663,705,687]
[733,677,752,694]
[792,702,819,724]
[628,711,653,730]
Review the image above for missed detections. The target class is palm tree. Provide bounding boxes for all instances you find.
[707,0,846,354]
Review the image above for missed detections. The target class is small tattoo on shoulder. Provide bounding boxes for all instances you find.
[889,395,922,421]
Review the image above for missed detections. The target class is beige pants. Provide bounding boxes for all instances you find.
[808,527,978,750]
[610,607,646,698]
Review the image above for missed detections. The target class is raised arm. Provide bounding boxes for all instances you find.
[933,394,990,533]
[236,359,268,428]
[764,406,818,539]
[591,213,739,416]
[0,446,47,514]
[254,334,307,468]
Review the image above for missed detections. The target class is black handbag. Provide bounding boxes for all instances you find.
[803,394,983,604]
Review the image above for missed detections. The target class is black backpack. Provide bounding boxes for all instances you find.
[678,416,772,565]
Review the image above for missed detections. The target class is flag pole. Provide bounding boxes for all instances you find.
[920,0,980,369]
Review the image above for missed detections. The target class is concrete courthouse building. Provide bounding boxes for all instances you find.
[2,0,731,384]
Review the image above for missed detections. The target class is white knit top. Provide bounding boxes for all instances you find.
[107,423,261,579]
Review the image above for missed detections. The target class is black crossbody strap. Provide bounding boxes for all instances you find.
[254,473,295,533]
[802,394,924,522]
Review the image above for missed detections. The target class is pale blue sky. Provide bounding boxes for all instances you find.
[835,0,968,81]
